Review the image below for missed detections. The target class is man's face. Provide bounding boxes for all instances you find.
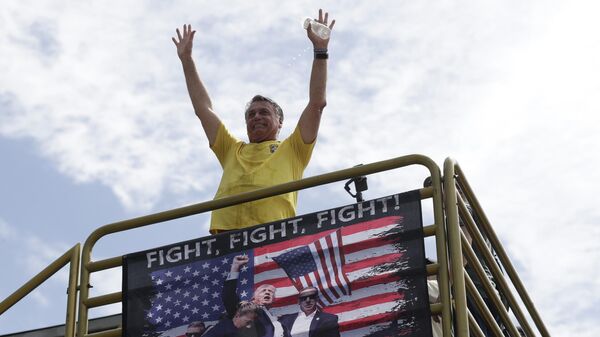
[185,325,205,337]
[245,101,281,143]
[298,289,318,315]
[253,284,276,306]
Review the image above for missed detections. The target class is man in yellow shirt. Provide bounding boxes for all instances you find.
[172,9,336,233]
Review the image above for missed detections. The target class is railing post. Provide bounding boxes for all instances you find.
[443,158,469,337]
[66,243,81,337]
[0,243,81,337]
[454,163,551,337]
[75,154,444,337]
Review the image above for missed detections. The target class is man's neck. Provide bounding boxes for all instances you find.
[300,309,317,317]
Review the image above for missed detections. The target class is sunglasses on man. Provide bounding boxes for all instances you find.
[299,294,317,301]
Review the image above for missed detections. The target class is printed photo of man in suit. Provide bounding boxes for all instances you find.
[279,287,340,337]
[223,255,286,337]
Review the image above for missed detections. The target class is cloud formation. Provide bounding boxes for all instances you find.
[1,0,600,335]
[0,218,16,240]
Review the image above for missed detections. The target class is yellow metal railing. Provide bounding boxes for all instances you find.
[0,243,80,337]
[443,157,551,337]
[0,155,551,337]
[76,154,453,337]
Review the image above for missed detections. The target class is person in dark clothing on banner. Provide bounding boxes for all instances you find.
[223,255,285,337]
[185,321,207,337]
[203,301,260,337]
[279,287,340,337]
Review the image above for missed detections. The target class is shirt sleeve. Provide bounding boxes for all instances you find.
[287,126,316,167]
[210,122,239,168]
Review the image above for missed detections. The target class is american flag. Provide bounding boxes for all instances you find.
[254,215,425,336]
[272,229,351,306]
[131,197,429,337]
[144,251,254,336]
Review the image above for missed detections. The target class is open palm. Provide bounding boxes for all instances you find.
[172,24,196,60]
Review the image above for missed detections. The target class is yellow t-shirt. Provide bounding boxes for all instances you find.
[209,122,315,232]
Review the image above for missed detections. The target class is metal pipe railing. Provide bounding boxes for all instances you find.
[1,155,551,337]
[454,162,550,337]
[468,310,487,337]
[0,243,80,337]
[457,193,535,336]
[460,230,521,337]
[77,154,448,337]
[464,273,505,337]
[443,158,469,337]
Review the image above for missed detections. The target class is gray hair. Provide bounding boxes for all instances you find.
[245,95,284,123]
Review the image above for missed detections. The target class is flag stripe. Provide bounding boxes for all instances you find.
[268,271,403,308]
[345,252,402,273]
[253,222,400,273]
[325,291,402,315]
[253,263,400,299]
[253,216,402,257]
[254,252,402,291]
[273,279,405,312]
[313,238,342,299]
[310,241,338,300]
[255,244,398,283]
[312,269,336,304]
[349,270,402,290]
[319,235,342,297]
[343,236,396,255]
[339,311,399,332]
[326,232,349,296]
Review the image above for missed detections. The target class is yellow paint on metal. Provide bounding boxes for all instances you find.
[1,155,552,337]
[0,243,80,337]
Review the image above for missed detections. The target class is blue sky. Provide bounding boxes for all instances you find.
[2,0,600,335]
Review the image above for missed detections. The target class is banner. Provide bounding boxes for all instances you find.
[124,190,431,337]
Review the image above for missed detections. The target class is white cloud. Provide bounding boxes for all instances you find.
[452,3,600,333]
[1,0,600,335]
[23,236,72,279]
[0,1,224,211]
[0,220,75,327]
[0,218,16,240]
[0,218,73,285]
[29,289,50,308]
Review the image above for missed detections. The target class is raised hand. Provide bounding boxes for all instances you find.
[307,9,336,49]
[230,254,249,273]
[172,24,196,60]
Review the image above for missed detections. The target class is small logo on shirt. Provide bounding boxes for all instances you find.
[269,144,279,153]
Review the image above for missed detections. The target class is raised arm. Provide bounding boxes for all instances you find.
[172,24,221,146]
[297,9,336,144]
[222,255,248,318]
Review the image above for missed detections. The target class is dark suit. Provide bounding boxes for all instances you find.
[202,319,238,337]
[222,278,271,337]
[203,318,259,337]
[279,310,340,337]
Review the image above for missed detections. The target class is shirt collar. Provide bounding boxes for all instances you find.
[298,309,317,318]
